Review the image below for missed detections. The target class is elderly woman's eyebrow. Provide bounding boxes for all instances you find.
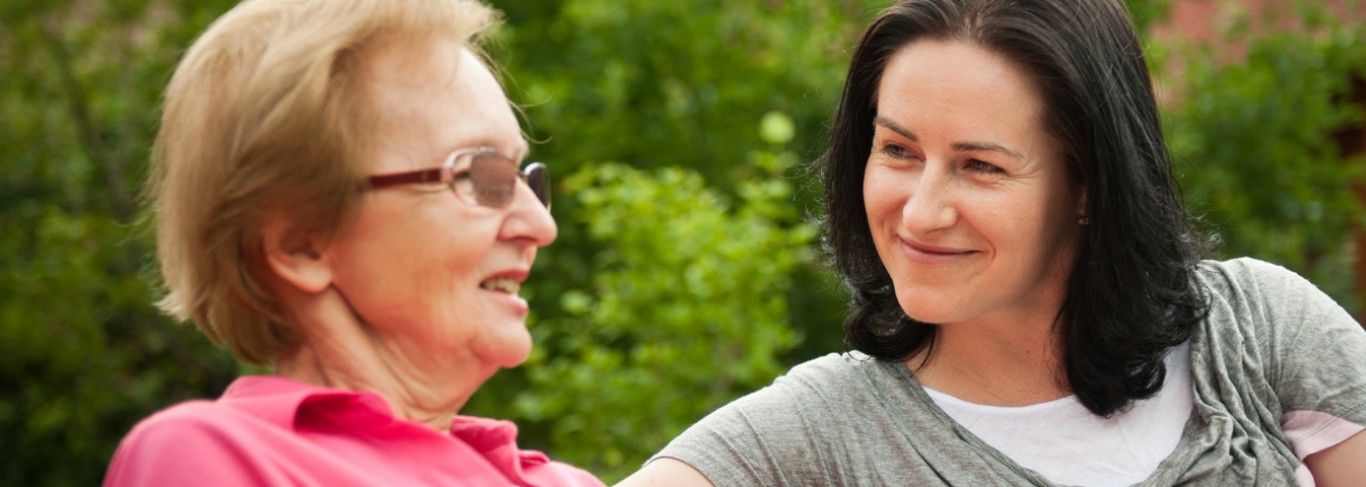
[445,137,528,161]
[874,115,1023,160]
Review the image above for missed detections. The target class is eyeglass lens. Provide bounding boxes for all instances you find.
[466,153,549,209]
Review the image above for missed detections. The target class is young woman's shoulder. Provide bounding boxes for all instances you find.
[684,352,893,432]
[1194,256,1365,424]
[1195,257,1347,331]
[1198,256,1311,291]
[646,352,936,485]
[1197,256,1351,328]
[770,351,892,392]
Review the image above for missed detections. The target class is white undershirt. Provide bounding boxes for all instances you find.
[925,343,1193,487]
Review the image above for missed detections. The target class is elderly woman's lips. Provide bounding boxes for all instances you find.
[479,276,531,316]
[479,277,520,294]
[479,269,529,294]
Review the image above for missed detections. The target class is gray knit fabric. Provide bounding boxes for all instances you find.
[652,258,1365,486]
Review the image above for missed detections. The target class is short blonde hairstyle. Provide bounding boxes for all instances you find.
[150,0,498,364]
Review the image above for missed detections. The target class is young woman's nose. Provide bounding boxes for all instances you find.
[901,164,958,235]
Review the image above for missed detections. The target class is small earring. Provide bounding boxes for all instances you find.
[1078,215,1090,225]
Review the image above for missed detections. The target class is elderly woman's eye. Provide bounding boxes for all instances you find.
[449,174,476,198]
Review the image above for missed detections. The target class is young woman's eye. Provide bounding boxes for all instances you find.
[878,142,916,160]
[965,159,1005,175]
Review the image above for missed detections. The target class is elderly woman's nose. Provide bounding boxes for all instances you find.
[500,183,557,246]
[901,167,957,234]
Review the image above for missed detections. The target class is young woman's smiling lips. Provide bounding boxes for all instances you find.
[897,237,980,265]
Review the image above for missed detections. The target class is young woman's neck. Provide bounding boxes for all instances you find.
[909,310,1070,407]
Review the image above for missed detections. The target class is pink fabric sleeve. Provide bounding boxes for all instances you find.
[1282,410,1365,487]
[1282,410,1365,460]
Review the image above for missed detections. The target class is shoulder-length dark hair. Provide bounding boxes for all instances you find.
[823,0,1210,416]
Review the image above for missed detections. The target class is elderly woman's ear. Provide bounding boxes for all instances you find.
[262,213,333,295]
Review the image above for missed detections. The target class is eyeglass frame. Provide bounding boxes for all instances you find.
[364,146,550,210]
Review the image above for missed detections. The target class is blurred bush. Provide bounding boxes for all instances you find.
[0,1,240,485]
[1161,2,1366,313]
[487,153,815,477]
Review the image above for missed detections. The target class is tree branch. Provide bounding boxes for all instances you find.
[39,17,134,222]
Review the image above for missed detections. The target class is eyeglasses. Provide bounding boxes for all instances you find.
[366,147,550,209]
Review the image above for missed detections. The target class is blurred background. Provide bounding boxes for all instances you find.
[2,0,1363,484]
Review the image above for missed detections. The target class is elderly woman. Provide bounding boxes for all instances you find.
[623,0,1366,485]
[103,0,602,485]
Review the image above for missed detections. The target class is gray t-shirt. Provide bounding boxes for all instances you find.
[653,258,1365,486]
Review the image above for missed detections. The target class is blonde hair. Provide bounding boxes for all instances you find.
[150,0,498,364]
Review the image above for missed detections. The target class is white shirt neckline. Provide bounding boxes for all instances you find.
[923,342,1194,487]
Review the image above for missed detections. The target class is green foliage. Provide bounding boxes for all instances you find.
[0,207,233,486]
[0,1,239,484]
[464,2,869,477]
[487,0,880,192]
[1124,0,1174,32]
[1163,4,1366,313]
[496,154,815,480]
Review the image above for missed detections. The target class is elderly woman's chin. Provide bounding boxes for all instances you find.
[405,310,536,370]
[470,319,535,369]
[451,296,538,368]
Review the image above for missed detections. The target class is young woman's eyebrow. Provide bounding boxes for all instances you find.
[875,115,1023,160]
[873,115,919,141]
[952,141,1023,160]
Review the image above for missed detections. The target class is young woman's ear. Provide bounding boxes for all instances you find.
[260,213,332,294]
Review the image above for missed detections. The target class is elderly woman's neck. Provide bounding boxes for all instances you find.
[275,344,490,431]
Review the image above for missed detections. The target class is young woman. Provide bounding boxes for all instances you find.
[623,0,1366,485]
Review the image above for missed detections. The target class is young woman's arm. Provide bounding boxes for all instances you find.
[1306,431,1366,487]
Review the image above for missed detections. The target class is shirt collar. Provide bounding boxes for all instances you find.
[218,375,395,430]
[216,376,549,481]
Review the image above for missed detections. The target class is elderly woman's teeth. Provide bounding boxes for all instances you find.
[480,278,519,294]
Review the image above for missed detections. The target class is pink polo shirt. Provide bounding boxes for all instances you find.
[104,376,605,486]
